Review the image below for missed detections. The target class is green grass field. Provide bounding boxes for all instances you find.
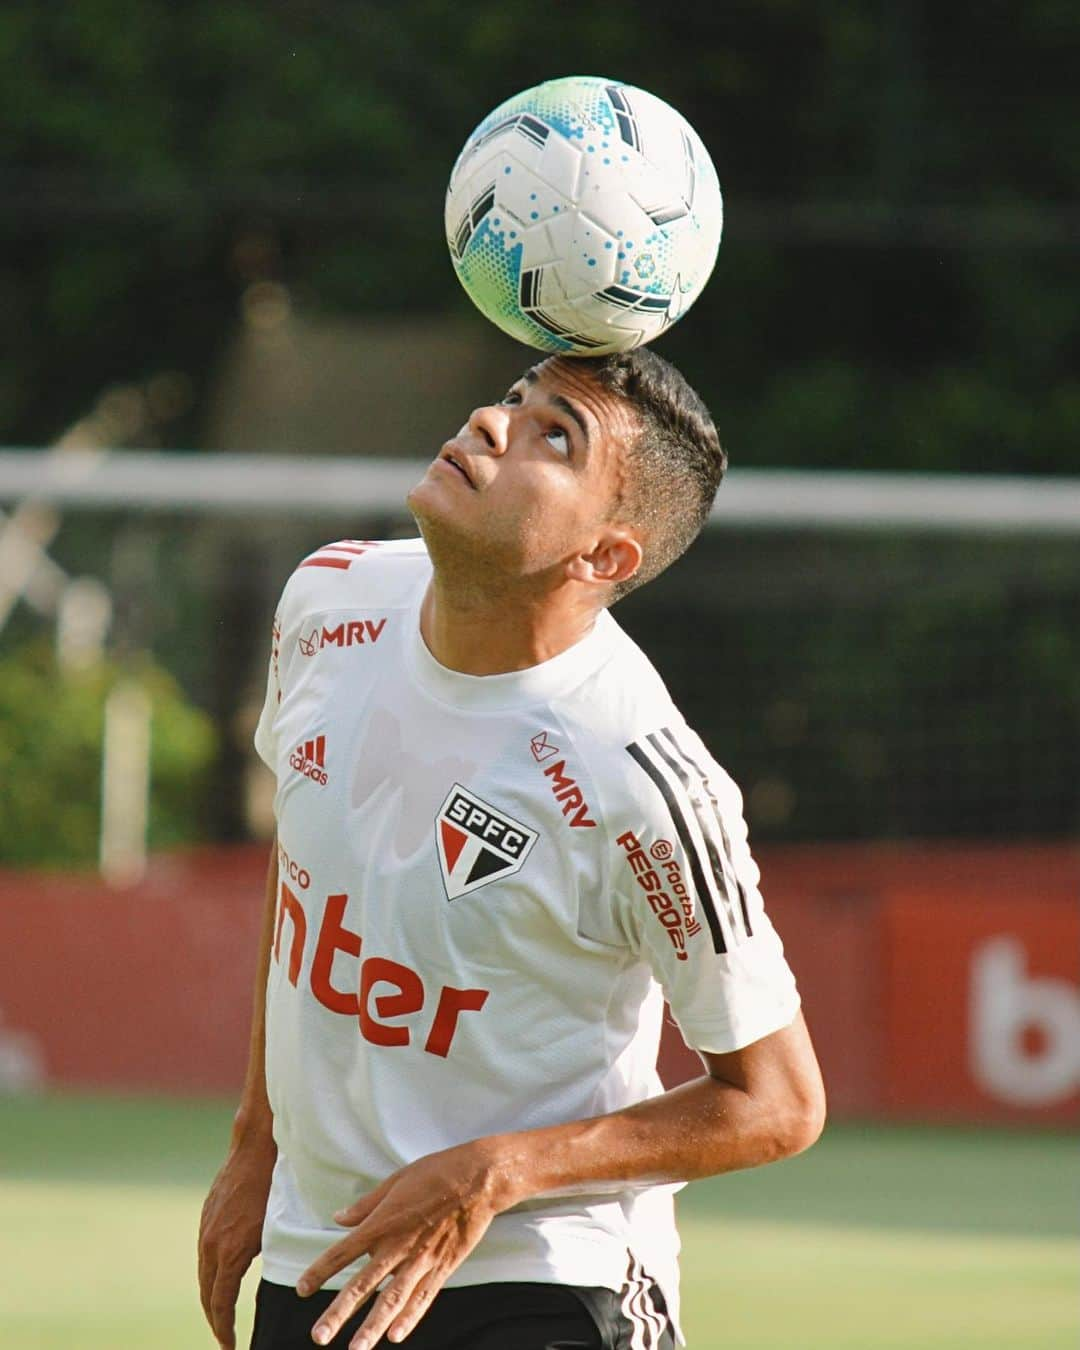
[0,1095,1075,1349]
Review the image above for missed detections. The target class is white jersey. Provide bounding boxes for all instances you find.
[254,538,800,1338]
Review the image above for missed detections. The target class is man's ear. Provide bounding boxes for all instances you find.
[568,529,643,588]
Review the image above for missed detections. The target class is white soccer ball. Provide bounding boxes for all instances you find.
[445,76,723,356]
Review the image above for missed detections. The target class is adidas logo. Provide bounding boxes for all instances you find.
[289,734,329,786]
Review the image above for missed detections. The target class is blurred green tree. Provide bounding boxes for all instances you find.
[0,0,1076,471]
[0,643,216,867]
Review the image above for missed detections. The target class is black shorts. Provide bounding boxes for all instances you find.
[250,1265,676,1350]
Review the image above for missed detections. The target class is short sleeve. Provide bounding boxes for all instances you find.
[614,722,800,1054]
[253,609,283,771]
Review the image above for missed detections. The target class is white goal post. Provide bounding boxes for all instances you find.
[0,449,1079,534]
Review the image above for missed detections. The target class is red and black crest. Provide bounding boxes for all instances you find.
[435,784,538,900]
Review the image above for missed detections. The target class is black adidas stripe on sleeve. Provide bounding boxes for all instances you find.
[626,728,754,955]
[657,727,754,938]
[626,738,727,954]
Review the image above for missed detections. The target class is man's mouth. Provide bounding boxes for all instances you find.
[440,449,475,487]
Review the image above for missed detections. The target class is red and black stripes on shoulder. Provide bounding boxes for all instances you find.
[626,726,754,955]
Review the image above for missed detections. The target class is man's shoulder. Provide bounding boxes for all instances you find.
[551,620,686,793]
[556,619,741,821]
[275,537,429,628]
[560,617,680,745]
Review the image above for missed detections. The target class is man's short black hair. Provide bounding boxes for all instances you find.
[564,348,726,600]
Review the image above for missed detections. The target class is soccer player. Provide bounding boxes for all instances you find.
[198,349,825,1350]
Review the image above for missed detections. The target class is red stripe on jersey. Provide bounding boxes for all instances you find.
[298,538,381,569]
[440,821,468,873]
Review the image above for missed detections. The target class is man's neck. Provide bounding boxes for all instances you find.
[419,574,602,677]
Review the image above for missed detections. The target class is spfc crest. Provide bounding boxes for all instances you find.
[435,784,538,900]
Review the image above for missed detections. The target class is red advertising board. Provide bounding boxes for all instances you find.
[0,842,1076,1125]
[0,848,266,1093]
[883,892,1080,1124]
[660,843,1080,1125]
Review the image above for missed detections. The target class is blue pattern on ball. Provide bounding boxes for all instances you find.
[445,75,723,355]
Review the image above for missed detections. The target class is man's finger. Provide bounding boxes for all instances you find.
[209,1266,242,1350]
[306,1252,399,1339]
[310,1252,418,1350]
[197,1242,215,1324]
[332,1187,382,1227]
[296,1228,374,1296]
[340,1266,428,1350]
[384,1262,448,1345]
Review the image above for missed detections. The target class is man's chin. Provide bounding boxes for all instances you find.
[407,473,478,541]
[407,470,457,522]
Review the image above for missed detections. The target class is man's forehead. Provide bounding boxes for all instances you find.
[522,357,590,392]
[519,358,591,395]
[518,358,634,435]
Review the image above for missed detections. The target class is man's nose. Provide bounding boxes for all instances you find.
[467,403,510,456]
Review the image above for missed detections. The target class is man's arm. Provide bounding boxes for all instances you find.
[496,1006,825,1190]
[297,1010,825,1350]
[197,841,280,1350]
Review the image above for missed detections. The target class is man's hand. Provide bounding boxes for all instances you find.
[198,1130,277,1350]
[296,1138,512,1350]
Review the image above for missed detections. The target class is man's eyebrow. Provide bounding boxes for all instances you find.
[515,367,590,450]
[549,393,591,450]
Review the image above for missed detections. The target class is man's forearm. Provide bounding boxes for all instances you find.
[486,1012,824,1209]
[198,839,281,1349]
[232,840,279,1147]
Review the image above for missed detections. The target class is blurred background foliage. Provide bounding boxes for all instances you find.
[1,1,1078,857]
[2,0,1077,469]
[0,643,215,866]
[621,531,1080,841]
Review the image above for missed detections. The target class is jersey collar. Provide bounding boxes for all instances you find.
[405,577,621,713]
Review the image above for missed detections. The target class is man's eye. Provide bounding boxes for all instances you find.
[502,390,522,405]
[545,428,570,456]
